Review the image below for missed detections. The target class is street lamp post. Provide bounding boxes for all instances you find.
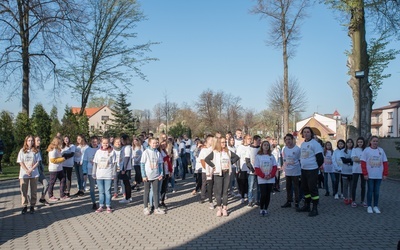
[355,70,365,137]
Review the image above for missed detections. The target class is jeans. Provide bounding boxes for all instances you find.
[285,175,300,203]
[230,166,237,192]
[63,167,73,193]
[324,173,336,194]
[38,173,49,198]
[367,179,382,207]
[48,171,66,198]
[74,162,84,191]
[248,174,259,203]
[213,171,230,206]
[200,173,208,200]
[342,174,352,199]
[97,179,112,207]
[144,179,160,209]
[352,173,366,202]
[334,173,343,195]
[259,183,273,210]
[160,175,169,202]
[88,175,96,204]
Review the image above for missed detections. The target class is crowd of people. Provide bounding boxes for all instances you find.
[15,127,389,217]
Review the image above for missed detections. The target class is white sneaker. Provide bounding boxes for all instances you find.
[119,199,130,204]
[209,203,214,210]
[334,194,339,200]
[154,208,165,215]
[240,198,244,204]
[367,206,373,214]
[339,194,344,199]
[143,207,150,215]
[244,194,248,198]
[373,206,381,214]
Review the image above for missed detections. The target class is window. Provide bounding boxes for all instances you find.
[388,112,393,119]
[90,126,94,131]
[388,125,393,133]
[101,116,109,121]
[99,126,102,130]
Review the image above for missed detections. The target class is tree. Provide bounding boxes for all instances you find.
[325,0,400,138]
[224,94,242,133]
[0,0,84,116]
[140,109,152,134]
[196,89,226,133]
[160,93,179,135]
[87,96,115,108]
[60,106,79,138]
[0,111,14,162]
[268,76,308,115]
[243,109,256,135]
[252,0,310,136]
[168,122,190,140]
[110,93,136,136]
[31,104,51,149]
[59,0,157,116]
[49,106,62,139]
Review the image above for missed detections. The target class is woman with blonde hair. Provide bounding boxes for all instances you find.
[47,137,70,202]
[17,135,40,214]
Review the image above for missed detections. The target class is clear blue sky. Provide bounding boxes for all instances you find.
[0,0,399,121]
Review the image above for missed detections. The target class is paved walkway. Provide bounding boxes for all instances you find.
[0,175,399,250]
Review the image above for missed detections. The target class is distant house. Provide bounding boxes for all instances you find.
[71,106,114,134]
[371,100,400,137]
[295,110,345,144]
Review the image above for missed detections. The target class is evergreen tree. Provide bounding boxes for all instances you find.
[76,114,89,139]
[31,104,51,149]
[12,112,32,163]
[168,122,191,139]
[110,93,136,136]
[50,106,62,139]
[60,106,79,139]
[0,111,15,162]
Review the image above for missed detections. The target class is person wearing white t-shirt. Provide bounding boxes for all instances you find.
[235,135,251,203]
[297,127,324,217]
[361,136,388,214]
[199,135,214,207]
[254,140,277,216]
[82,136,99,210]
[332,139,346,199]
[271,138,282,192]
[118,135,132,204]
[281,134,301,209]
[192,141,204,196]
[61,136,75,197]
[234,129,243,148]
[17,135,40,214]
[92,138,116,213]
[341,139,354,205]
[245,135,262,207]
[351,137,367,208]
[322,141,336,197]
[73,135,88,197]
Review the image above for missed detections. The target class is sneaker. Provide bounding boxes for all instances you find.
[106,207,113,213]
[216,208,222,217]
[281,202,291,208]
[159,202,167,209]
[39,198,47,204]
[21,206,28,215]
[49,196,59,202]
[247,202,254,208]
[339,194,344,199]
[367,206,373,214]
[344,199,349,205]
[172,190,176,193]
[362,202,368,208]
[78,191,85,196]
[222,207,228,217]
[154,208,165,215]
[235,193,242,198]
[209,203,214,210]
[119,199,130,204]
[112,193,118,200]
[143,207,151,215]
[29,206,35,214]
[92,203,97,210]
[373,206,381,214]
[240,198,244,204]
[254,202,260,207]
[351,202,357,208]
[60,196,70,201]
[334,194,339,200]
[244,194,248,198]
[85,187,90,191]
[95,207,103,213]
[260,210,264,216]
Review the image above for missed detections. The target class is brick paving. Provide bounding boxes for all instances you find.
[0,175,399,250]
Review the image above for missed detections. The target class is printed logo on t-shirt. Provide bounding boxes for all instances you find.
[369,156,382,168]
[261,157,272,173]
[301,148,310,159]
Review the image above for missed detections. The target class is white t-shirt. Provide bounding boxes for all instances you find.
[246,146,260,174]
[282,145,301,176]
[132,147,142,166]
[17,149,40,178]
[61,144,76,167]
[183,139,192,153]
[82,147,98,175]
[332,149,344,173]
[236,144,249,172]
[341,149,353,175]
[48,149,63,172]
[300,139,323,170]
[323,151,334,173]
[361,147,388,179]
[255,154,277,184]
[141,148,163,180]
[351,147,363,174]
[93,149,116,179]
[272,147,282,168]
[74,144,88,163]
[199,146,213,179]
[123,145,132,171]
[114,148,124,172]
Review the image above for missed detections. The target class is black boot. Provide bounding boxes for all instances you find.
[309,201,319,217]
[297,198,311,212]
[281,201,291,208]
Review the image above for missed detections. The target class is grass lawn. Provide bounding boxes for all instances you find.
[388,158,400,180]
[0,163,20,180]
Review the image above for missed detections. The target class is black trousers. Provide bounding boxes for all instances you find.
[63,167,73,193]
[160,174,169,202]
[286,175,300,203]
[301,169,319,202]
[259,183,273,210]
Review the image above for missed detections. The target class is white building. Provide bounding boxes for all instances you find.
[71,106,114,134]
[371,100,400,137]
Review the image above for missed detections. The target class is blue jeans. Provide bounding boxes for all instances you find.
[97,179,112,207]
[149,180,162,207]
[74,162,84,191]
[88,175,96,204]
[324,173,336,194]
[169,174,175,190]
[367,179,382,207]
[248,174,259,203]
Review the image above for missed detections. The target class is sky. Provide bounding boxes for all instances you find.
[0,0,399,121]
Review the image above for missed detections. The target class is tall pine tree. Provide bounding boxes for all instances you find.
[61,106,79,139]
[31,104,51,149]
[110,93,136,137]
[50,106,62,139]
[0,111,14,162]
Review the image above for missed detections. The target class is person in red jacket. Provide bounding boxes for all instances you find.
[360,136,389,214]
